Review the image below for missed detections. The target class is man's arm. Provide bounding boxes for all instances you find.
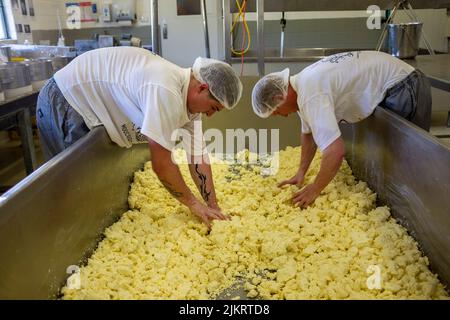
[188,154,220,210]
[292,137,345,208]
[298,133,317,176]
[147,138,227,229]
[278,133,317,187]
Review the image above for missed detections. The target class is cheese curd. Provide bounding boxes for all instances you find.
[61,147,448,300]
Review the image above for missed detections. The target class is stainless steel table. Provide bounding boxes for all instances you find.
[0,91,39,176]
[405,54,450,127]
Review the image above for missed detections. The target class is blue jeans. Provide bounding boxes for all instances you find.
[380,69,432,131]
[36,78,89,160]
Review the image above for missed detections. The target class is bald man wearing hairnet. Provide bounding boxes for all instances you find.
[251,51,431,208]
[36,47,243,229]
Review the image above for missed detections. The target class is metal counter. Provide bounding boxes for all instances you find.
[405,54,450,92]
[405,54,450,128]
[0,90,40,175]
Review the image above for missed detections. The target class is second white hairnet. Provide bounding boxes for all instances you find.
[251,68,290,118]
[192,57,243,110]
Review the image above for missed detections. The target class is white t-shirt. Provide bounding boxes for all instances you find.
[291,50,415,151]
[54,46,205,155]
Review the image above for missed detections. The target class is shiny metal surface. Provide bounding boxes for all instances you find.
[231,47,368,63]
[0,127,149,299]
[256,0,265,76]
[0,46,11,63]
[223,0,232,64]
[51,56,72,73]
[9,45,76,60]
[27,59,54,81]
[0,102,449,298]
[280,32,285,58]
[201,0,211,58]
[405,54,450,92]
[388,22,423,59]
[98,35,114,48]
[0,62,31,89]
[151,0,160,55]
[340,107,450,288]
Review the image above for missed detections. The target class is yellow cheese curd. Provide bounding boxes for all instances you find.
[61,147,448,300]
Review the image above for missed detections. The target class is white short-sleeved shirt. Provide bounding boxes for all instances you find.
[54,46,205,155]
[290,51,415,151]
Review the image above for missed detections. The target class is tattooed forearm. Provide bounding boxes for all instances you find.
[160,179,183,198]
[195,164,211,202]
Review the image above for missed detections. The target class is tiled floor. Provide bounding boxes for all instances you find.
[0,112,449,195]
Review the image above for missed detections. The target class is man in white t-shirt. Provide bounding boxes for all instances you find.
[36,47,243,229]
[251,50,431,208]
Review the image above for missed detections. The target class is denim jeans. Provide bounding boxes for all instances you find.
[380,69,432,131]
[36,78,90,160]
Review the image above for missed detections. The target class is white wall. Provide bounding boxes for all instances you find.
[8,0,64,44]
[63,0,151,28]
[158,0,220,67]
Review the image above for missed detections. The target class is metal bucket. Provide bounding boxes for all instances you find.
[387,22,423,59]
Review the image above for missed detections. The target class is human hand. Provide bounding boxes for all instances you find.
[292,183,321,208]
[188,201,230,230]
[278,171,305,188]
[207,199,221,211]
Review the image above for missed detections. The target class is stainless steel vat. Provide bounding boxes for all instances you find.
[0,93,448,298]
[0,128,149,299]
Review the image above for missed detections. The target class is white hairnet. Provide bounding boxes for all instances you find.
[251,68,290,118]
[192,57,243,110]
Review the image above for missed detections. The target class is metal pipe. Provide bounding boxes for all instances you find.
[257,0,265,76]
[151,0,160,55]
[201,0,211,58]
[223,0,231,63]
[280,11,286,58]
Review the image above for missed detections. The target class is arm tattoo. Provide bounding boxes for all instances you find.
[195,164,211,202]
[160,179,183,198]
